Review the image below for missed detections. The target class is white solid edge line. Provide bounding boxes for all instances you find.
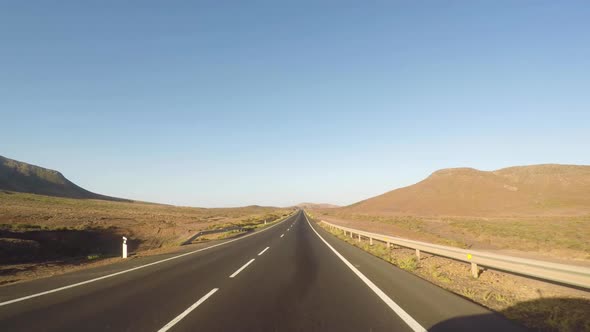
[229,258,256,278]
[0,213,296,307]
[157,288,219,332]
[304,214,427,332]
[258,247,270,256]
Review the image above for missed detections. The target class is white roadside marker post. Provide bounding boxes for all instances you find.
[122,236,128,259]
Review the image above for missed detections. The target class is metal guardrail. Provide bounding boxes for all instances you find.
[181,226,250,245]
[321,220,590,290]
[182,211,298,246]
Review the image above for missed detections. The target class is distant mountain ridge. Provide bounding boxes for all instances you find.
[297,202,339,209]
[344,164,590,216]
[0,155,130,202]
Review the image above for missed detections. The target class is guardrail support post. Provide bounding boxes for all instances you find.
[471,262,479,278]
[350,231,353,238]
[387,242,391,248]
[357,234,361,242]
[415,249,421,260]
[122,236,128,259]
[370,237,373,245]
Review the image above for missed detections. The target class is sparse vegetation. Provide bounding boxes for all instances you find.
[448,217,590,255]
[0,191,294,285]
[196,231,239,242]
[317,220,590,332]
[459,287,478,299]
[203,213,285,232]
[314,211,590,262]
[396,256,418,271]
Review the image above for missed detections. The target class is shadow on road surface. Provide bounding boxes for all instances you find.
[429,297,590,332]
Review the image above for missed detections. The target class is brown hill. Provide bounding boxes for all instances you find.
[345,164,590,216]
[0,155,130,202]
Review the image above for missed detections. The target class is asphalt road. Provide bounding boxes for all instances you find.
[0,211,527,331]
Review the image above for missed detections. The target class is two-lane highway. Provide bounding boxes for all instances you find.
[0,211,526,331]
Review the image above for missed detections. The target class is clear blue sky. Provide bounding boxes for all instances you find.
[2,1,589,207]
